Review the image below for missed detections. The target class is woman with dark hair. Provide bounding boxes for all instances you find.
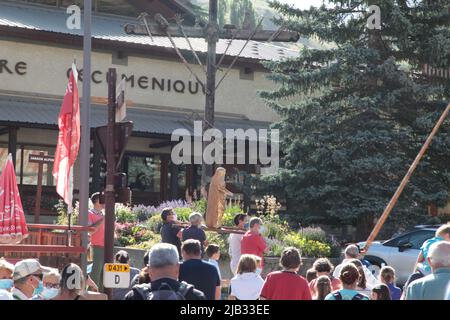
[228,214,248,275]
[314,275,332,300]
[325,264,369,300]
[371,284,392,300]
[348,259,373,297]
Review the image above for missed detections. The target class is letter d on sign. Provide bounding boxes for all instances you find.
[115,275,120,284]
[66,5,81,30]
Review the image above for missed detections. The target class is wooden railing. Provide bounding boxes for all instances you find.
[0,224,95,264]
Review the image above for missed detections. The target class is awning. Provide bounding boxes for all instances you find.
[0,95,270,136]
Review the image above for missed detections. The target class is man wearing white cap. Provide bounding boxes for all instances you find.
[0,257,14,300]
[12,259,51,300]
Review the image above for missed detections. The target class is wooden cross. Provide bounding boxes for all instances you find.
[28,152,54,223]
[124,0,299,190]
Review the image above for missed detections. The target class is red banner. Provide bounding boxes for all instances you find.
[52,64,80,207]
[0,155,28,243]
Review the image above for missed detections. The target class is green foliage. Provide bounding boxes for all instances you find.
[174,207,193,222]
[262,214,290,240]
[222,205,245,226]
[115,204,136,223]
[299,227,327,243]
[191,199,207,215]
[230,0,257,29]
[145,215,163,234]
[55,200,79,226]
[255,0,450,237]
[127,232,161,250]
[283,233,331,258]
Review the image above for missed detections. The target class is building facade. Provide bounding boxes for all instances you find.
[0,0,298,221]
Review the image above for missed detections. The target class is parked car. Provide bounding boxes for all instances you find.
[357,225,440,285]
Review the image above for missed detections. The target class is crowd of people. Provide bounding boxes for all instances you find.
[0,207,449,300]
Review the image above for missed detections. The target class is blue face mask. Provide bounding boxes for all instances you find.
[244,222,250,230]
[0,279,13,290]
[41,287,59,300]
[33,281,44,296]
[256,268,262,275]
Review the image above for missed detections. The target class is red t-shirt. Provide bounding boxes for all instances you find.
[260,271,312,300]
[240,231,267,267]
[88,209,105,247]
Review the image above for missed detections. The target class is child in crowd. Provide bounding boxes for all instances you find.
[379,266,401,300]
[306,268,317,283]
[314,275,332,300]
[371,284,392,300]
[206,244,222,280]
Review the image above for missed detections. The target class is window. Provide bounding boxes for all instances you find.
[384,230,435,250]
[126,155,161,193]
[17,146,55,186]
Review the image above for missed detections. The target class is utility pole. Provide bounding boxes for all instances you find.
[124,0,298,194]
[202,0,218,189]
[103,68,117,300]
[79,0,92,277]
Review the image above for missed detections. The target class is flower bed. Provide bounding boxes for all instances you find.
[56,197,339,258]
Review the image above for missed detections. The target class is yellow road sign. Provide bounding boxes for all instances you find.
[104,263,130,273]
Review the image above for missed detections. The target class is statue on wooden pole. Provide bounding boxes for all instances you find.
[205,167,233,228]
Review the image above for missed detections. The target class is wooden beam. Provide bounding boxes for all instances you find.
[27,223,96,232]
[0,245,87,253]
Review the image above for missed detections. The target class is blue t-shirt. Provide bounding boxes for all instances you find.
[387,283,402,300]
[325,289,369,300]
[179,259,220,300]
[419,236,443,274]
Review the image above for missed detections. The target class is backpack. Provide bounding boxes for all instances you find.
[130,281,194,300]
[147,281,194,300]
[333,291,366,301]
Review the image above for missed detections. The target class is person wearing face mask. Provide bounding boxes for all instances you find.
[32,269,61,300]
[11,259,51,300]
[0,257,14,300]
[240,217,268,269]
[229,254,264,300]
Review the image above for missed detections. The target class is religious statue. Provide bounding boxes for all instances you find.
[205,167,233,228]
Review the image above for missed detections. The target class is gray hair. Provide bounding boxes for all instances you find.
[344,244,360,259]
[189,212,203,226]
[428,241,450,269]
[249,217,262,228]
[148,243,179,268]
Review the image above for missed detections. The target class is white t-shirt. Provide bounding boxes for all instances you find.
[230,272,264,300]
[228,233,243,274]
[333,260,379,288]
[0,289,12,300]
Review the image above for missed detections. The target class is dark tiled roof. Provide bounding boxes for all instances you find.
[0,1,299,62]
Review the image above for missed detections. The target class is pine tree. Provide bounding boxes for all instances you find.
[258,0,450,239]
[229,0,257,29]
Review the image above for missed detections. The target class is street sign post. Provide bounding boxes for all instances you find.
[29,152,54,223]
[103,263,131,288]
[115,78,126,122]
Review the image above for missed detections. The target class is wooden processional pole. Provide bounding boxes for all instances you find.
[362,102,450,254]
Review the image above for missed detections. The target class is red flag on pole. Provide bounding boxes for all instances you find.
[0,154,28,244]
[53,64,80,209]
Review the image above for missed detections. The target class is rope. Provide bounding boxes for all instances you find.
[174,15,207,74]
[215,17,264,91]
